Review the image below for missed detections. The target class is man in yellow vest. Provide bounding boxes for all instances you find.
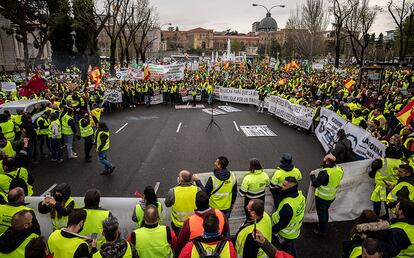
[206,82,213,104]
[179,214,236,258]
[79,189,112,247]
[96,122,115,175]
[387,164,414,207]
[204,156,237,219]
[36,111,51,158]
[130,204,175,258]
[48,113,63,163]
[95,216,137,258]
[372,199,414,257]
[0,210,39,257]
[369,146,404,217]
[90,103,104,128]
[48,209,97,257]
[79,113,94,162]
[165,170,202,234]
[61,108,78,159]
[271,177,305,257]
[0,187,40,235]
[0,114,15,142]
[310,154,343,237]
[270,153,302,208]
[235,199,272,258]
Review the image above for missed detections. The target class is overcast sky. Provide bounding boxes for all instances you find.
[149,0,394,35]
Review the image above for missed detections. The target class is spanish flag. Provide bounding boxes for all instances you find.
[90,66,101,86]
[223,62,230,70]
[290,60,300,70]
[344,78,356,91]
[397,100,414,126]
[144,65,151,80]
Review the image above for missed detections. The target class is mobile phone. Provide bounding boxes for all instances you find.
[253,220,257,239]
[91,233,98,241]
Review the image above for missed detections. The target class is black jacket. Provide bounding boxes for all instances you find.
[272,185,299,234]
[204,168,237,210]
[377,218,414,257]
[330,138,355,163]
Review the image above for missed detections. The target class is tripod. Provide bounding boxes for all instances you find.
[206,96,221,131]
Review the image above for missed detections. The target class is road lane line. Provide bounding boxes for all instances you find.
[176,122,182,133]
[154,182,160,194]
[233,121,240,132]
[115,123,128,134]
[40,184,57,197]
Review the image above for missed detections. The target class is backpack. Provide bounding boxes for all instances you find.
[7,169,28,195]
[193,238,227,258]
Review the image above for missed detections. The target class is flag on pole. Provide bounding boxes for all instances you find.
[344,79,356,91]
[90,66,101,86]
[397,100,414,126]
[19,73,48,97]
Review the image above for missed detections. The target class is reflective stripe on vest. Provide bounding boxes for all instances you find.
[96,131,110,151]
[387,182,414,205]
[61,114,74,135]
[188,209,225,241]
[48,229,87,258]
[134,225,173,258]
[190,240,231,258]
[79,120,94,138]
[315,166,344,201]
[209,173,236,210]
[36,116,50,135]
[48,120,62,139]
[171,185,198,228]
[51,197,76,230]
[390,222,414,257]
[235,212,272,258]
[272,191,306,239]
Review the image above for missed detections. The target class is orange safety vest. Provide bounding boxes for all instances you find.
[188,209,225,241]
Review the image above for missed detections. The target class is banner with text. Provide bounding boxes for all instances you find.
[147,64,185,81]
[315,108,386,159]
[304,159,375,222]
[103,89,123,103]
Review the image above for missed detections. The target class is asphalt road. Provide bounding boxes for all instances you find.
[31,102,352,258]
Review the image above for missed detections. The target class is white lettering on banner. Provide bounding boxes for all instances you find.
[103,89,123,103]
[303,159,375,222]
[147,64,185,81]
[315,108,386,159]
[150,90,163,105]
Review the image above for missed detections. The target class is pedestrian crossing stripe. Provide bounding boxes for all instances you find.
[218,106,241,112]
[175,104,205,109]
[240,125,277,137]
[202,108,227,115]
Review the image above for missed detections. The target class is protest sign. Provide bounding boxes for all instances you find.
[103,89,123,103]
[267,96,314,129]
[315,108,386,159]
[1,82,16,92]
[313,63,324,70]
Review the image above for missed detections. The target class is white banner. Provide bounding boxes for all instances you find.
[215,86,314,129]
[147,64,185,81]
[316,108,386,159]
[268,96,314,129]
[150,90,163,105]
[303,159,374,222]
[1,82,16,92]
[103,89,123,103]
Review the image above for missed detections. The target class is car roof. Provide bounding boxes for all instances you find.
[0,99,50,109]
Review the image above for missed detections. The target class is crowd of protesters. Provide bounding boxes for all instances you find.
[0,62,412,257]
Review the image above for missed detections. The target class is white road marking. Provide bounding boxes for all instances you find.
[115,123,128,134]
[40,184,57,197]
[154,182,160,194]
[176,122,182,133]
[233,121,240,132]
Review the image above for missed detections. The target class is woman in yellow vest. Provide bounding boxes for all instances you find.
[38,183,76,231]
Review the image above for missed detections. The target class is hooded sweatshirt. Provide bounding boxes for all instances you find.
[204,168,238,210]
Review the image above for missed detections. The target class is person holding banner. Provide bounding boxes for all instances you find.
[387,164,414,207]
[310,154,344,237]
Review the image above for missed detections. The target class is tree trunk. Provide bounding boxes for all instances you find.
[140,49,146,63]
[125,45,130,66]
[399,27,404,62]
[334,25,341,68]
[109,39,117,76]
[119,38,125,67]
[22,32,30,78]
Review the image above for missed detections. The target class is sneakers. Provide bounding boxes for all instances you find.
[109,166,116,174]
[69,154,78,159]
[100,166,116,175]
[57,159,64,164]
[50,158,57,162]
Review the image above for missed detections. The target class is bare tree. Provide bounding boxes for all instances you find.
[286,0,330,60]
[97,0,133,75]
[388,0,414,62]
[344,0,378,67]
[133,5,158,63]
[331,0,356,67]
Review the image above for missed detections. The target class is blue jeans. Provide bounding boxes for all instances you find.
[208,94,213,104]
[315,196,333,234]
[51,139,63,160]
[98,150,113,172]
[64,135,74,158]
